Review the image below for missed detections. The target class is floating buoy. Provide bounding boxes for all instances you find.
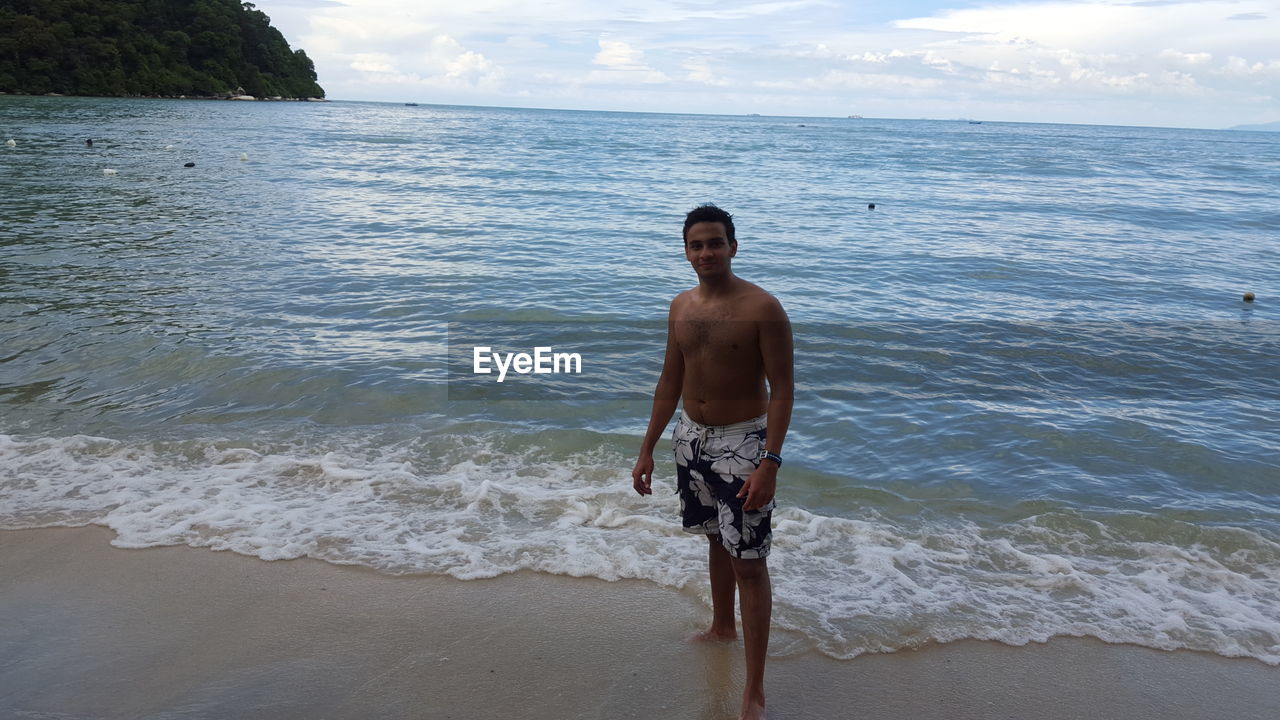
[868,203,876,210]
[183,162,195,168]
[103,168,117,175]
[239,153,249,161]
[5,139,14,147]
[1243,292,1256,302]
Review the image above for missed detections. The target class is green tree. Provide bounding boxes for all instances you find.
[0,0,324,98]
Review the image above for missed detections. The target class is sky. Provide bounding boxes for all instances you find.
[255,0,1280,128]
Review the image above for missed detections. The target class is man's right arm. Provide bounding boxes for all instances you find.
[632,301,684,496]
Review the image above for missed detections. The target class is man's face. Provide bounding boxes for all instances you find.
[685,221,737,279]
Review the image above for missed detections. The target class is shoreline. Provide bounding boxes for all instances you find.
[3,525,1276,719]
[0,92,326,101]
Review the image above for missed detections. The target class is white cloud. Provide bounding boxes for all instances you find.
[308,11,435,46]
[1220,56,1280,76]
[587,39,669,84]
[594,40,648,70]
[684,59,731,85]
[761,70,943,91]
[441,52,503,87]
[1159,49,1213,65]
[334,33,504,90]
[893,2,1278,63]
[350,53,396,74]
[255,0,1280,126]
[882,1,1279,102]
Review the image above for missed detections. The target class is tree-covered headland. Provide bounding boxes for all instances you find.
[0,0,325,99]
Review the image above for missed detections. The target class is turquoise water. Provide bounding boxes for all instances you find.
[2,96,1278,662]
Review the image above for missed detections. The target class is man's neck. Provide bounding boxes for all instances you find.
[697,272,739,297]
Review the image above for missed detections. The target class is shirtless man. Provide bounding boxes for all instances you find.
[631,204,793,720]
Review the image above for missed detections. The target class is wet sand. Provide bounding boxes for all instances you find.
[2,526,1276,719]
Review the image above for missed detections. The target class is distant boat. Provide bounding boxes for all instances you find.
[968,120,982,124]
[847,114,863,119]
[404,103,419,107]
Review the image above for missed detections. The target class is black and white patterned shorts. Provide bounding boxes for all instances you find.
[672,412,774,559]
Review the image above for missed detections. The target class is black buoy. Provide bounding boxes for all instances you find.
[85,138,93,147]
[868,203,876,210]
[183,162,195,168]
[1244,292,1255,302]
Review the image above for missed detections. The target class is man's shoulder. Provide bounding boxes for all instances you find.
[667,289,696,316]
[737,280,787,314]
[737,279,772,299]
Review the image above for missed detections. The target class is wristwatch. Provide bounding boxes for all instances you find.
[759,450,783,467]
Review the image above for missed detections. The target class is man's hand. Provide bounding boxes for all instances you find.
[737,462,777,511]
[632,453,654,496]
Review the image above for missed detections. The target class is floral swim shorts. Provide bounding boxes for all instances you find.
[672,412,774,559]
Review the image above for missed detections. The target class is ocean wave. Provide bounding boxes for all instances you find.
[3,429,1277,665]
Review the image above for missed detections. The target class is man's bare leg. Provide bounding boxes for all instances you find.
[731,556,771,720]
[692,535,738,641]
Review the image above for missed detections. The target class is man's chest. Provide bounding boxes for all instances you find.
[673,309,757,354]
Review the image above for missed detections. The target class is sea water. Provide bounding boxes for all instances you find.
[2,96,1278,663]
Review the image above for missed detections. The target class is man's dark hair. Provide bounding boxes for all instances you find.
[683,204,736,246]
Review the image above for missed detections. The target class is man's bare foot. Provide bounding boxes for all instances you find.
[689,627,737,643]
[738,699,766,720]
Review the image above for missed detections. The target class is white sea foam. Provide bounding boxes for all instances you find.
[2,431,1278,664]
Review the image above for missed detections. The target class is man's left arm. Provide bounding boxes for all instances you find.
[739,296,793,512]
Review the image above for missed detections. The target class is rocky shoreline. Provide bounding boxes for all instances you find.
[0,90,327,102]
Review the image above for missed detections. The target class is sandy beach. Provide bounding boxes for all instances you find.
[0,526,1274,719]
